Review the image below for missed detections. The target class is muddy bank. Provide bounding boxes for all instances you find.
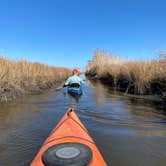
[86,73,166,99]
[0,78,67,102]
[86,73,166,96]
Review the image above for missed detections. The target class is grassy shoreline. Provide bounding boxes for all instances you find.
[0,57,71,102]
[86,50,166,100]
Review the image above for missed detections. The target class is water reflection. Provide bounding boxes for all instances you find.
[136,131,166,136]
[88,80,111,105]
[88,80,166,122]
[0,81,166,166]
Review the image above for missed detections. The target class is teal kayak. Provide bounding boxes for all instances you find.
[67,83,82,96]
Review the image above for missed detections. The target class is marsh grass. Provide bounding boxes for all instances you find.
[86,50,166,96]
[0,56,71,101]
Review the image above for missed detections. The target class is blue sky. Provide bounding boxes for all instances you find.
[0,0,166,69]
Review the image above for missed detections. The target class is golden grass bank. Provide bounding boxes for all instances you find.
[0,57,71,102]
[86,50,166,98]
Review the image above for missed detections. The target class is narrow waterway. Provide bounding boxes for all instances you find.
[0,81,166,166]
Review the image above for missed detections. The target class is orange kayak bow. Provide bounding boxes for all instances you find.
[31,108,107,166]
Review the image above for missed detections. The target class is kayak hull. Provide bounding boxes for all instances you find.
[67,86,82,96]
[31,108,107,166]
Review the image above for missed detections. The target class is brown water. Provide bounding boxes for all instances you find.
[0,81,166,166]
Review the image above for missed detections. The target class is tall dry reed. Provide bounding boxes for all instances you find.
[86,50,166,95]
[0,56,71,101]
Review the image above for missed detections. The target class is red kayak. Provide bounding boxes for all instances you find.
[31,108,107,166]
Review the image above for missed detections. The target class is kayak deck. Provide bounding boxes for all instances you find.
[31,108,107,166]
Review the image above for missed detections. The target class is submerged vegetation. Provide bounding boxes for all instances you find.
[0,56,71,101]
[86,50,166,98]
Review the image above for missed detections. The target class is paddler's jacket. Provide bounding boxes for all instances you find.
[65,74,83,86]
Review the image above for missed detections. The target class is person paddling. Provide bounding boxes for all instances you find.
[63,68,83,87]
